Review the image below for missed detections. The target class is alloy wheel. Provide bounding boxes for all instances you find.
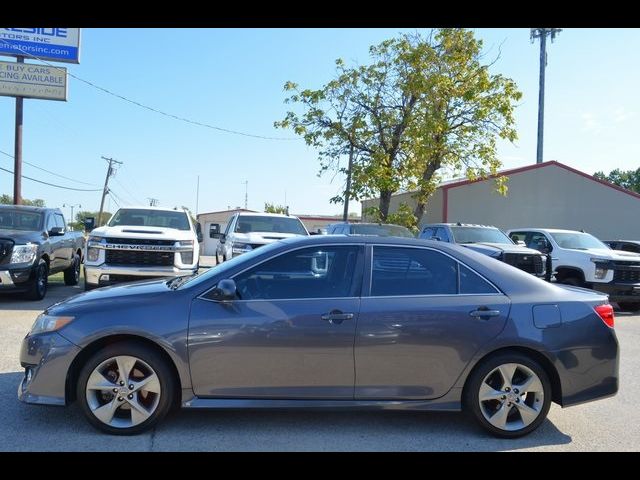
[85,355,162,429]
[478,362,545,432]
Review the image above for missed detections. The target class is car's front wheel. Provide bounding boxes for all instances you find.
[465,352,552,438]
[77,342,176,435]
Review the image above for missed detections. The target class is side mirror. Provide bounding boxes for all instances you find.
[84,217,95,233]
[210,279,237,301]
[209,223,221,239]
[49,226,65,236]
[219,233,226,243]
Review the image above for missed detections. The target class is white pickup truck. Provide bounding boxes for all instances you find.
[84,207,202,290]
[507,227,640,312]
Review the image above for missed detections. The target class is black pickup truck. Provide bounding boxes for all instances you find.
[0,205,85,300]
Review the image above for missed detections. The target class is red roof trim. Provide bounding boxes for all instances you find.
[442,160,640,201]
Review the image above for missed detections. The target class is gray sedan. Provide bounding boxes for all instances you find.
[18,236,619,437]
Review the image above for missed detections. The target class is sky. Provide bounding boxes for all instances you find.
[1,28,639,221]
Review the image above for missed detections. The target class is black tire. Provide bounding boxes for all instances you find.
[76,341,176,435]
[64,253,81,286]
[618,302,640,312]
[464,352,552,438]
[24,259,48,301]
[559,276,584,288]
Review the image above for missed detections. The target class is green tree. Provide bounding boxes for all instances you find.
[264,203,288,214]
[594,168,640,193]
[276,29,521,223]
[0,194,45,207]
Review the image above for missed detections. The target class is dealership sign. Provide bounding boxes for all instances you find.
[0,28,81,64]
[0,60,67,101]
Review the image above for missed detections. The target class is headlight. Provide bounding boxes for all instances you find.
[87,247,100,262]
[177,240,193,247]
[232,243,252,255]
[10,244,38,264]
[87,235,105,243]
[30,314,75,335]
[591,258,610,280]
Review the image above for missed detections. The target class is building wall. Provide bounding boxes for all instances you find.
[446,164,640,238]
[361,163,640,239]
[361,189,443,226]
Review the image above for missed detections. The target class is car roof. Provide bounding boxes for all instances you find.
[236,212,300,219]
[423,223,499,228]
[0,204,49,213]
[507,228,589,234]
[116,206,188,213]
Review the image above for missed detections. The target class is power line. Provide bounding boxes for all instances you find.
[113,176,143,205]
[0,165,102,191]
[0,149,100,186]
[0,38,299,142]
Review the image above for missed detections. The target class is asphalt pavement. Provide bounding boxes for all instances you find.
[0,275,638,451]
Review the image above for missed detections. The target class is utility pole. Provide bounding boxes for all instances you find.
[243,180,248,210]
[147,198,159,207]
[531,28,562,164]
[98,156,122,226]
[13,56,24,205]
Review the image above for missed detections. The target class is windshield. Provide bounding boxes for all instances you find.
[178,241,284,289]
[235,216,308,235]
[0,209,43,232]
[108,209,190,230]
[351,224,415,238]
[450,227,513,244]
[550,232,608,250]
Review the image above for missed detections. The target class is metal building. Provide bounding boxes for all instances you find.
[361,161,639,240]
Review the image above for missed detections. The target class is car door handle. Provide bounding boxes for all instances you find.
[469,308,501,319]
[321,310,354,324]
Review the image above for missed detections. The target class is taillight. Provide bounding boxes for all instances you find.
[594,304,615,328]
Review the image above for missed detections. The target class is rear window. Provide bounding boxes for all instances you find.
[108,209,190,230]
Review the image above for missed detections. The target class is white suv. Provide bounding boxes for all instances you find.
[507,227,640,311]
[214,212,308,262]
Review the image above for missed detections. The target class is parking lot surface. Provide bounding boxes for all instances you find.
[0,276,638,451]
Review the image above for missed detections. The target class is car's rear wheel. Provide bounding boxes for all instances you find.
[77,342,176,435]
[465,353,552,438]
[64,253,81,286]
[618,302,640,312]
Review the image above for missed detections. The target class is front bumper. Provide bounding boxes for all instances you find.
[18,331,81,406]
[591,281,640,303]
[0,264,37,293]
[84,264,197,287]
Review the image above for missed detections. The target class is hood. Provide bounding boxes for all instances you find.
[0,229,44,244]
[233,231,306,244]
[48,278,172,312]
[90,225,191,240]
[579,248,640,261]
[462,242,542,258]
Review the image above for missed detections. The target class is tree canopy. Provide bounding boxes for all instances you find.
[594,168,640,193]
[276,29,521,223]
[0,194,45,207]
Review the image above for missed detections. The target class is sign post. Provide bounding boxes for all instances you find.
[0,28,79,205]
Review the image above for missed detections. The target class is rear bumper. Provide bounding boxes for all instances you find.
[591,281,640,303]
[84,264,197,287]
[554,328,619,408]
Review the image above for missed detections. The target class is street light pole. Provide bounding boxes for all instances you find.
[63,203,81,230]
